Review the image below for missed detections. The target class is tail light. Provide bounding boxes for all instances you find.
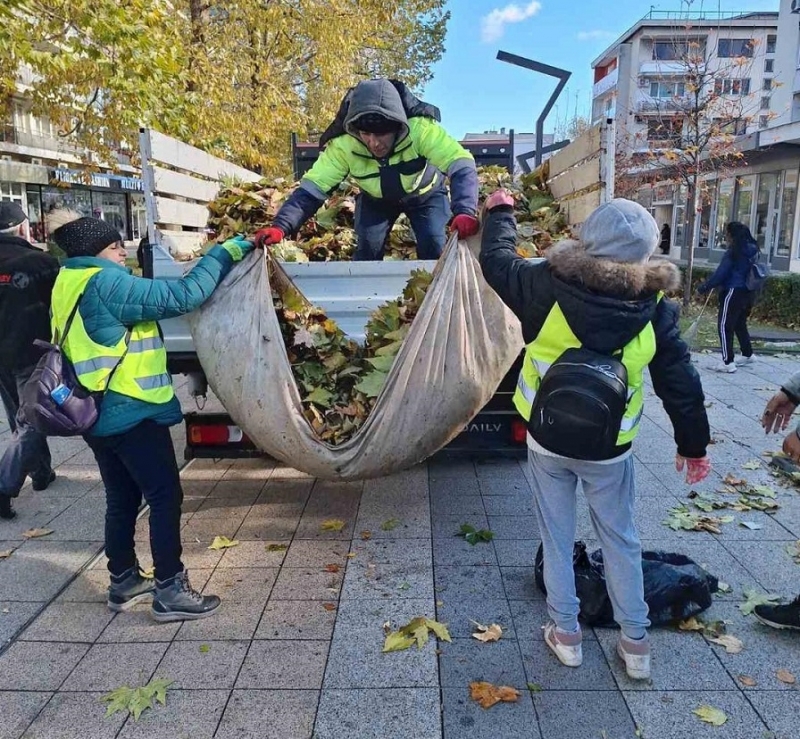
[510,419,527,445]
[189,423,246,446]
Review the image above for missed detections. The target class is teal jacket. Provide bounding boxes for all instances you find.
[62,245,235,437]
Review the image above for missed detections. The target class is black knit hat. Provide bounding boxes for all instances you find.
[351,113,401,135]
[52,216,122,257]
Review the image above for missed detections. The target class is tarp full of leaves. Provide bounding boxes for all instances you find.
[187,233,524,479]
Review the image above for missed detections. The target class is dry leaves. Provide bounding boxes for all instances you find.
[322,603,337,612]
[320,519,346,532]
[738,674,757,687]
[208,536,239,550]
[739,590,780,616]
[693,705,728,726]
[22,528,53,539]
[323,564,341,573]
[469,681,520,709]
[776,669,796,685]
[382,617,451,653]
[266,543,288,552]
[707,635,744,654]
[360,530,372,540]
[0,549,12,559]
[471,621,503,643]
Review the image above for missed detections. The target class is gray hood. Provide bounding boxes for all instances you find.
[344,79,410,141]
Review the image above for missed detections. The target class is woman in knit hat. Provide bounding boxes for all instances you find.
[48,210,254,622]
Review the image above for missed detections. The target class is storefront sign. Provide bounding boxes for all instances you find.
[51,168,143,192]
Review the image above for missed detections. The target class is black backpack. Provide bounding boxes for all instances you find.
[745,247,770,292]
[528,346,629,461]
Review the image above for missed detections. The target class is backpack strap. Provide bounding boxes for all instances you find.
[54,294,84,347]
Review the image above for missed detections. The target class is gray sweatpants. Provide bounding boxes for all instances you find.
[528,448,650,639]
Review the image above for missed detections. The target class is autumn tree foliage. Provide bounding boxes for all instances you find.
[0,0,449,173]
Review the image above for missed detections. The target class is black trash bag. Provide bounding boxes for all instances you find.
[534,541,719,627]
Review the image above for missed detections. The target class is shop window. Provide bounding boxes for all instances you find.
[92,191,128,241]
[26,186,44,244]
[733,175,755,230]
[713,178,735,249]
[779,170,797,258]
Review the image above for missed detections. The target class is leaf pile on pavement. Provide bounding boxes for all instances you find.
[271,266,432,444]
[382,616,452,653]
[101,678,173,721]
[469,681,520,709]
[663,504,733,534]
[206,167,570,262]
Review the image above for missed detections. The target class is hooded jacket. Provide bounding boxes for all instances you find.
[274,78,478,235]
[480,205,710,460]
[0,233,60,370]
[699,239,759,293]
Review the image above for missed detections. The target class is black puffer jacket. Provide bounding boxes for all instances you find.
[0,234,60,370]
[480,205,710,460]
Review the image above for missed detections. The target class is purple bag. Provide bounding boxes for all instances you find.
[21,297,128,437]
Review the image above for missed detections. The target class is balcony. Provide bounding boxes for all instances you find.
[637,97,692,114]
[0,124,80,155]
[639,61,698,76]
[593,68,619,99]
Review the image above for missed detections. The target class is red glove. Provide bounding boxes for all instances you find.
[450,214,480,239]
[253,226,285,248]
[675,454,712,485]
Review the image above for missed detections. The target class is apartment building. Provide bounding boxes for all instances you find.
[1,67,146,247]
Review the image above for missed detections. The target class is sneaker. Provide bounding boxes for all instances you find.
[736,354,756,367]
[753,594,800,631]
[543,621,583,667]
[617,633,651,680]
[712,361,737,374]
[151,569,221,623]
[0,495,16,521]
[108,565,156,612]
[31,470,56,492]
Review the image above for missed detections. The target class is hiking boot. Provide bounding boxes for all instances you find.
[151,569,221,623]
[31,470,56,492]
[108,565,156,612]
[543,621,583,667]
[0,495,16,520]
[617,633,651,680]
[754,594,800,631]
[736,354,756,367]
[712,361,737,374]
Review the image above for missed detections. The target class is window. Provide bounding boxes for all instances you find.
[649,80,686,98]
[779,170,797,258]
[0,181,24,203]
[714,118,748,135]
[761,96,771,110]
[759,115,770,129]
[767,34,777,54]
[763,78,773,92]
[647,118,683,144]
[714,179,735,249]
[734,175,755,229]
[653,40,697,60]
[765,59,774,74]
[714,78,751,96]
[718,38,755,58]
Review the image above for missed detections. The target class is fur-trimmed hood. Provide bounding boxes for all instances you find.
[546,240,680,300]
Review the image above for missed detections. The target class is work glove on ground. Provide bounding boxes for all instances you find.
[220,235,255,262]
[449,214,480,239]
[253,226,285,248]
[675,454,711,484]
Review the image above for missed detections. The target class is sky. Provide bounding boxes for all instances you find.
[424,0,780,138]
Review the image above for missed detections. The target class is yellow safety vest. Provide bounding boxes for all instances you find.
[513,301,658,447]
[50,268,174,405]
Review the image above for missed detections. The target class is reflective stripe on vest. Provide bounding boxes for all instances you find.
[50,267,174,406]
[513,301,659,447]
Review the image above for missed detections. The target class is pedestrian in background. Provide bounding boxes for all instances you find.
[0,202,59,520]
[698,222,758,373]
[480,194,712,680]
[659,223,671,255]
[47,209,254,621]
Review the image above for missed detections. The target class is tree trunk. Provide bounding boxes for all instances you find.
[683,178,702,307]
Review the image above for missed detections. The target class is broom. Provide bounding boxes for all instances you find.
[683,293,712,350]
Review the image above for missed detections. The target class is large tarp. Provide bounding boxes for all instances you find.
[188,233,524,479]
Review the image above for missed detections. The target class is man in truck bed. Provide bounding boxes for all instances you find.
[254,78,479,260]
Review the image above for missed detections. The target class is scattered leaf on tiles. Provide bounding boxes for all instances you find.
[708,635,744,654]
[679,617,705,632]
[738,674,757,687]
[346,552,357,559]
[739,521,764,531]
[739,590,780,616]
[322,603,337,612]
[742,461,762,470]
[199,645,210,654]
[139,567,155,579]
[208,536,239,551]
[786,541,800,564]
[397,581,411,591]
[265,543,288,552]
[723,474,747,488]
[101,678,174,721]
[692,705,728,726]
[320,519,346,532]
[526,682,543,693]
[22,528,53,539]
[776,669,796,685]
[323,564,341,573]
[360,530,372,540]
[382,621,392,634]
[471,621,503,643]
[380,518,401,531]
[717,582,732,593]
[457,523,495,545]
[750,485,777,499]
[382,616,451,653]
[0,549,12,559]
[469,681,520,709]
[663,506,731,534]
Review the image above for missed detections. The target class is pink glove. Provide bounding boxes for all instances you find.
[675,455,711,485]
[485,189,515,210]
[450,214,480,239]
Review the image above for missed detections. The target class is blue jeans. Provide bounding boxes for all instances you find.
[0,364,52,498]
[353,186,452,260]
[85,420,184,581]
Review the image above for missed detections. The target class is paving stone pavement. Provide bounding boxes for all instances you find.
[0,357,799,738]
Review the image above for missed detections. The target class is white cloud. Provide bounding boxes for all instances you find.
[480,1,542,44]
[576,30,616,41]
